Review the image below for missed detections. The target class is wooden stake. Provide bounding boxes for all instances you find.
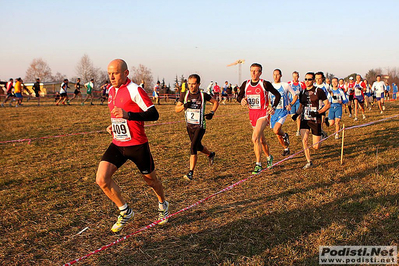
[340,124,345,165]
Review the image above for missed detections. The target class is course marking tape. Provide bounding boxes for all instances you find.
[63,113,399,265]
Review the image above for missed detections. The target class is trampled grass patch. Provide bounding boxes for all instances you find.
[0,98,398,265]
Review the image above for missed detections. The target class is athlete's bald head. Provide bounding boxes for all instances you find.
[108,59,129,88]
[108,59,128,72]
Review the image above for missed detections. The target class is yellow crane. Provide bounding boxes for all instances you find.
[227,59,245,85]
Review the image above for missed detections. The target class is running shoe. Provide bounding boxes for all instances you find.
[335,133,339,140]
[267,155,274,168]
[380,111,383,114]
[1,103,4,107]
[252,165,262,174]
[183,171,193,181]
[302,161,313,169]
[81,102,84,106]
[354,117,358,121]
[208,152,216,166]
[383,106,386,110]
[111,209,134,233]
[283,133,290,146]
[158,201,169,225]
[362,114,366,119]
[282,148,290,156]
[349,114,352,118]
[321,130,327,139]
[296,131,300,137]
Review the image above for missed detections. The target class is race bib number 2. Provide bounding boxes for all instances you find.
[186,108,201,124]
[111,118,132,142]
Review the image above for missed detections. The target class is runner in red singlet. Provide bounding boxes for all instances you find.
[237,63,281,174]
[96,59,169,233]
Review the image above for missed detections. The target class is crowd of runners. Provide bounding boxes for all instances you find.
[1,60,397,233]
[0,77,112,107]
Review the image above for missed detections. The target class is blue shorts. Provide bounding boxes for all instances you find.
[290,101,300,115]
[270,109,288,128]
[15,93,22,98]
[354,95,364,103]
[328,105,342,120]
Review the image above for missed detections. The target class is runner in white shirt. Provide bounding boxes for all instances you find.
[371,75,386,113]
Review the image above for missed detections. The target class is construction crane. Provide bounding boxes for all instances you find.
[227,59,245,85]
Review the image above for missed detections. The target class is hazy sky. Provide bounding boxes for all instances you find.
[1,0,398,86]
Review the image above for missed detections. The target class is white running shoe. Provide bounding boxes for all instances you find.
[383,106,386,110]
[362,114,366,119]
[111,210,134,233]
[354,117,358,121]
[158,201,169,225]
[335,133,339,140]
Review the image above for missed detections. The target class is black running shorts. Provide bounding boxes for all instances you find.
[186,126,205,155]
[101,142,155,174]
[300,120,322,136]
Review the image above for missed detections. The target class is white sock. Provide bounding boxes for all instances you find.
[159,201,167,211]
[119,203,131,214]
[256,162,262,167]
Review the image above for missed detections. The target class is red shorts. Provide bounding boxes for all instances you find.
[249,109,269,127]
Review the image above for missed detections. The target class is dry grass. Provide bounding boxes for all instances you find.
[0,98,398,265]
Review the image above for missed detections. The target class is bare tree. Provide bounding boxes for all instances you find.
[52,72,67,82]
[75,54,96,83]
[130,64,154,92]
[25,58,53,82]
[365,68,383,83]
[325,72,335,80]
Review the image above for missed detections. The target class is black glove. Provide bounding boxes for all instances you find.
[204,112,214,120]
[292,113,299,121]
[183,101,191,109]
[309,111,320,118]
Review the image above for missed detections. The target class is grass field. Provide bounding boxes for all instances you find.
[1,98,398,265]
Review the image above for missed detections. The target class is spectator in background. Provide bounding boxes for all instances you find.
[174,81,180,103]
[1,78,14,107]
[100,80,111,105]
[206,81,214,96]
[56,79,70,106]
[221,81,229,104]
[213,82,220,101]
[385,82,390,100]
[392,83,398,100]
[14,78,23,107]
[32,78,41,106]
[153,81,161,105]
[82,78,95,105]
[69,78,83,103]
